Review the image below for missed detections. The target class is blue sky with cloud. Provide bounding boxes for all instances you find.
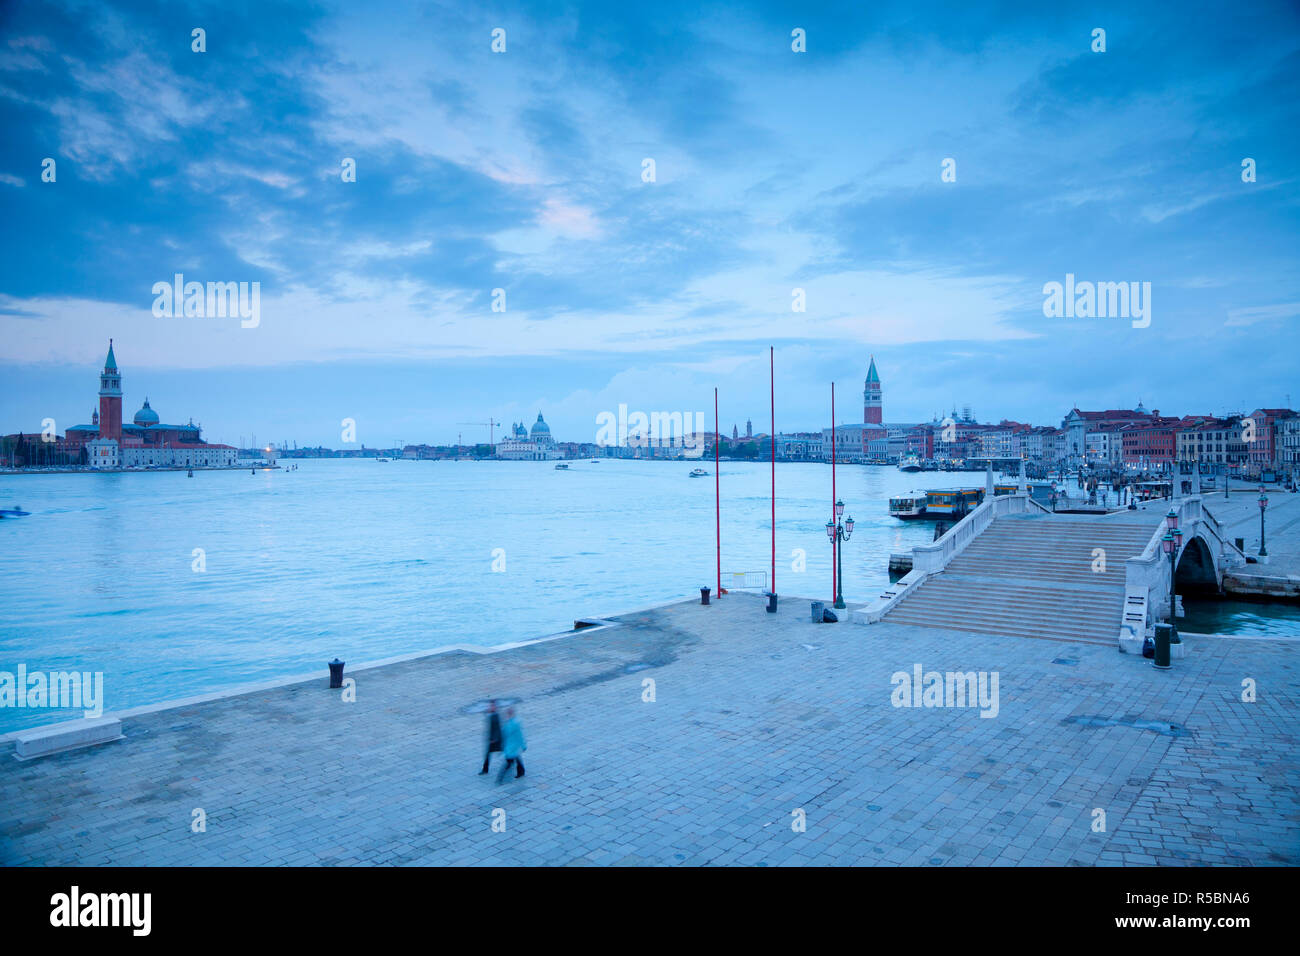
[1,0,1297,447]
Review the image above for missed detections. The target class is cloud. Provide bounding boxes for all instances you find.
[1225,303,1300,327]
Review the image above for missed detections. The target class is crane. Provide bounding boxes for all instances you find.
[457,418,500,446]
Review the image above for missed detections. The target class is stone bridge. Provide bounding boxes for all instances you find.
[856,464,1246,647]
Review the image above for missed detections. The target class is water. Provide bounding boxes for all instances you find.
[1181,598,1300,637]
[0,459,980,731]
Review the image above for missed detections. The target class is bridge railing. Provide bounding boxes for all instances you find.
[1198,503,1248,569]
[855,493,1033,624]
[1120,495,1211,650]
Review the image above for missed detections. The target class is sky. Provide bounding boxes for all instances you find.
[1,0,1298,448]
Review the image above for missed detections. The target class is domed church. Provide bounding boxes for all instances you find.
[133,398,160,427]
[66,340,238,469]
[497,412,561,460]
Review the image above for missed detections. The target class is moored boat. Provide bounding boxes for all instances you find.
[888,493,927,519]
[923,487,985,518]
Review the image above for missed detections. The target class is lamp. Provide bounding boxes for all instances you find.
[1259,487,1269,557]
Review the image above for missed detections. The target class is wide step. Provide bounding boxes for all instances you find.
[880,512,1160,643]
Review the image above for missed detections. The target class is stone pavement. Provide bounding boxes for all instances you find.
[1205,489,1300,585]
[1,593,1296,866]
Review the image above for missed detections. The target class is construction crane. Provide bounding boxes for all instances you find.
[457,418,500,446]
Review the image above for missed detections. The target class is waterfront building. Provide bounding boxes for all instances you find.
[1061,405,1152,467]
[1017,426,1055,463]
[1051,428,1068,463]
[816,357,890,462]
[905,424,935,460]
[1246,408,1296,470]
[1083,428,1124,466]
[496,413,563,460]
[55,341,237,470]
[885,427,909,461]
[1118,415,1202,467]
[1176,417,1249,472]
[821,422,868,463]
[774,433,821,461]
[934,419,983,461]
[1277,416,1300,476]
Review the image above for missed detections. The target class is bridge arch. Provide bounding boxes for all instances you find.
[1175,534,1219,594]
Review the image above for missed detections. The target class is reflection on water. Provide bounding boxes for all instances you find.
[1181,598,1300,637]
[0,459,986,730]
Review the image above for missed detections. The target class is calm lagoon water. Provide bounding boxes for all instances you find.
[1181,598,1300,637]
[0,459,977,731]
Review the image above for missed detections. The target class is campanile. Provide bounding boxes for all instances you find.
[98,339,123,441]
[864,356,882,425]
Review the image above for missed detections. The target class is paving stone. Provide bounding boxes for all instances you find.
[0,593,1295,866]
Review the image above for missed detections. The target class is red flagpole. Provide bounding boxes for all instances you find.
[770,346,775,599]
[831,382,837,603]
[715,387,721,598]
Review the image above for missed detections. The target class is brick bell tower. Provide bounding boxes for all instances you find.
[864,355,882,425]
[98,339,123,441]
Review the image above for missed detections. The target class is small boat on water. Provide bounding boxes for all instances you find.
[689,468,709,477]
[555,463,569,470]
[888,493,928,519]
[0,505,31,517]
[898,455,923,473]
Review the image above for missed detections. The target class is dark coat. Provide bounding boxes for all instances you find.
[485,712,503,752]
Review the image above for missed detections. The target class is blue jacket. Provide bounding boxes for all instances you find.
[501,717,526,758]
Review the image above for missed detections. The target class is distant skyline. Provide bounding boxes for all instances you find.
[2,0,1298,446]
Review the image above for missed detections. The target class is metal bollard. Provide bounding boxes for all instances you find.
[700,587,711,606]
[1152,624,1172,670]
[328,658,345,688]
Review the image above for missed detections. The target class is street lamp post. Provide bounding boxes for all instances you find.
[826,499,854,610]
[1258,487,1269,557]
[1163,509,1181,643]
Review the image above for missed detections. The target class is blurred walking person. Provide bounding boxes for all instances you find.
[496,706,527,783]
[479,699,503,775]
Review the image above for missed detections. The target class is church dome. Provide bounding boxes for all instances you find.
[529,413,551,438]
[133,398,160,427]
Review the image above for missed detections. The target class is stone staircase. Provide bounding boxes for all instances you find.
[883,514,1160,645]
